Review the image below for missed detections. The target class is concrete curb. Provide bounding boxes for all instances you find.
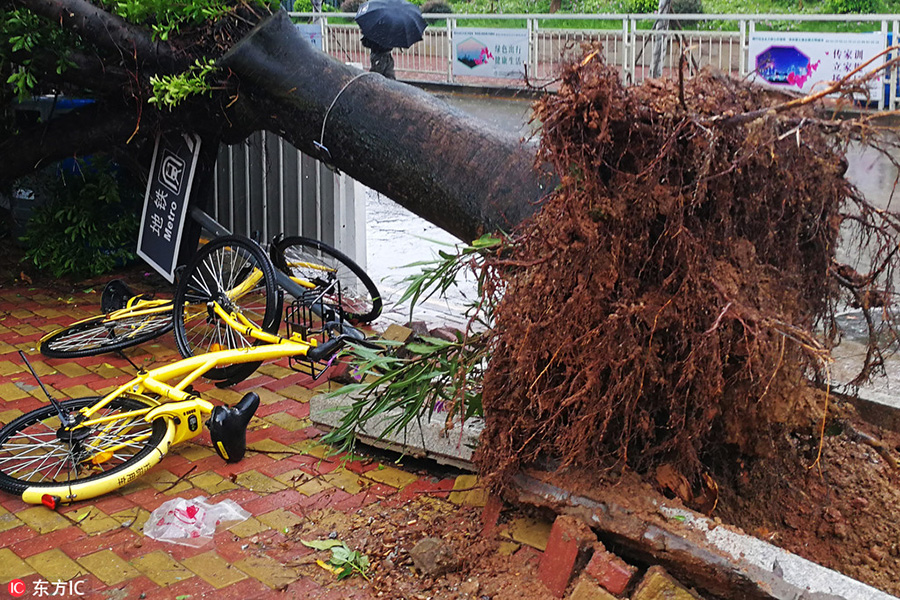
[309,392,482,471]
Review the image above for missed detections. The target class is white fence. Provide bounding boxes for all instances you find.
[292,12,900,110]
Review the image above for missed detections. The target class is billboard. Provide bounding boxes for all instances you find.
[452,28,528,79]
[749,32,883,101]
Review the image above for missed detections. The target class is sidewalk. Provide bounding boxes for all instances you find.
[0,280,553,599]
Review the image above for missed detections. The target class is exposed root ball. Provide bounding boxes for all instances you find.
[477,53,865,487]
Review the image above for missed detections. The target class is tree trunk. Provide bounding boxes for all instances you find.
[650,0,673,79]
[218,11,548,243]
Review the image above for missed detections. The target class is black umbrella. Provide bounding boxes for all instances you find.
[354,0,427,50]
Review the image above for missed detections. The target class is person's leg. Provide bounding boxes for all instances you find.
[370,50,396,79]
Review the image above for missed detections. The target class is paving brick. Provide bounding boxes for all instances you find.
[235,469,289,494]
[130,550,195,587]
[226,516,270,538]
[256,507,307,532]
[140,572,217,599]
[182,550,248,588]
[362,464,420,489]
[0,547,36,584]
[172,441,217,462]
[67,506,122,535]
[60,527,139,559]
[448,474,489,507]
[190,470,240,495]
[584,543,637,595]
[243,488,305,515]
[24,548,85,582]
[77,549,141,585]
[0,508,23,533]
[15,506,73,534]
[10,525,86,558]
[234,554,299,589]
[568,575,618,600]
[245,437,297,459]
[632,565,704,600]
[501,516,553,551]
[538,515,597,598]
[481,493,504,537]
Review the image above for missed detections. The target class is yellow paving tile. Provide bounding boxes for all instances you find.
[246,439,296,459]
[131,551,194,587]
[362,465,419,490]
[0,409,24,424]
[234,554,299,589]
[77,549,140,586]
[0,548,35,584]
[16,506,72,534]
[33,308,65,319]
[11,324,42,336]
[0,511,23,533]
[0,360,23,376]
[173,442,217,462]
[182,551,247,589]
[227,516,270,538]
[189,471,239,495]
[262,412,309,432]
[111,508,150,534]
[295,476,334,497]
[0,382,30,401]
[203,388,244,404]
[273,468,313,487]
[277,385,317,403]
[256,508,305,532]
[54,362,92,378]
[448,474,489,507]
[256,364,296,379]
[67,507,121,535]
[234,470,287,494]
[290,439,333,459]
[25,548,85,582]
[322,469,369,495]
[251,388,287,405]
[500,517,553,551]
[59,385,96,399]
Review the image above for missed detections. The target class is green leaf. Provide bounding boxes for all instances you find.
[300,539,343,551]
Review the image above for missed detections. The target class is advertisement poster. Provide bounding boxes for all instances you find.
[296,23,324,50]
[749,32,883,101]
[453,28,528,79]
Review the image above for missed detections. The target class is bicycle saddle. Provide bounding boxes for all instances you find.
[207,392,260,463]
[100,279,136,313]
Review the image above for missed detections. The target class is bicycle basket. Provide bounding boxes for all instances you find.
[284,278,344,379]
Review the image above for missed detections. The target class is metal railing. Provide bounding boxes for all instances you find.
[291,11,900,110]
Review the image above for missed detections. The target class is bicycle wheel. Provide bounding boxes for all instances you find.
[0,396,172,503]
[274,236,382,323]
[173,235,281,383]
[41,308,174,359]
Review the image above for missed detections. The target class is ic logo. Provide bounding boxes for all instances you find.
[8,579,26,597]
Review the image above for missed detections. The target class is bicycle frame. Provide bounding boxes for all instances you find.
[20,307,325,506]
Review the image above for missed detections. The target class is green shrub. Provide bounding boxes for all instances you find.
[21,157,140,278]
[627,0,658,13]
[824,0,878,12]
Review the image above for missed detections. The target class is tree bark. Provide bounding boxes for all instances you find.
[218,11,548,242]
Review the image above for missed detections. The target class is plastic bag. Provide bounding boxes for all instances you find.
[144,496,250,547]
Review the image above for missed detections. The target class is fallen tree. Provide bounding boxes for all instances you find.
[1,2,546,242]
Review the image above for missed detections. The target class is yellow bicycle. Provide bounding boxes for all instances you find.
[0,286,363,507]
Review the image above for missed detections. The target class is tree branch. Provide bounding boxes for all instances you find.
[11,0,183,70]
